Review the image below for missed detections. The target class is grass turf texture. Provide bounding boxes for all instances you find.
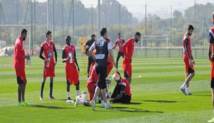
[0,56,212,123]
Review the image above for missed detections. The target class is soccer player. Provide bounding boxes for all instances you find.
[122,32,141,83]
[113,33,125,67]
[109,72,132,104]
[89,28,117,110]
[180,25,195,95]
[84,34,96,77]
[13,29,30,106]
[39,31,57,100]
[62,36,80,102]
[208,12,214,123]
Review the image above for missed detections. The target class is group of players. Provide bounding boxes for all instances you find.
[13,27,141,110]
[12,11,214,122]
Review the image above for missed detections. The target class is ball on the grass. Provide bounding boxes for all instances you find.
[139,75,142,78]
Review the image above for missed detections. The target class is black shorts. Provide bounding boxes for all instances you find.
[17,76,25,85]
[188,67,195,74]
[211,78,214,88]
[95,65,107,89]
[113,94,131,104]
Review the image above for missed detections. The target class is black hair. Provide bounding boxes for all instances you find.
[188,25,194,30]
[66,36,71,41]
[91,34,96,38]
[118,32,121,35]
[135,32,141,36]
[21,28,27,35]
[100,28,107,36]
[46,30,52,36]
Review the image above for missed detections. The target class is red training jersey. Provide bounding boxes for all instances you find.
[13,36,25,69]
[87,65,98,85]
[63,45,76,66]
[210,28,214,55]
[123,38,134,62]
[182,33,192,60]
[41,41,55,67]
[113,38,125,52]
[120,78,132,96]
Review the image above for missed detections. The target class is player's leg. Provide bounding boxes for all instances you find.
[66,80,71,100]
[49,77,55,99]
[111,84,121,103]
[87,57,92,77]
[123,60,132,83]
[208,78,214,122]
[184,68,195,95]
[75,81,80,96]
[17,76,22,104]
[40,73,47,100]
[121,94,131,104]
[121,52,124,58]
[116,52,121,67]
[21,83,26,103]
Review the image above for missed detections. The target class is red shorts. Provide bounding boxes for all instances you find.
[15,68,27,83]
[107,61,113,76]
[183,59,194,74]
[66,65,79,85]
[211,62,214,79]
[43,66,55,77]
[87,82,96,101]
[123,59,132,77]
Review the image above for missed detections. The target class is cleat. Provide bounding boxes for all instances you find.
[186,92,192,95]
[18,102,25,106]
[105,102,111,109]
[40,96,43,100]
[101,102,105,108]
[50,96,55,100]
[23,101,29,105]
[66,99,74,103]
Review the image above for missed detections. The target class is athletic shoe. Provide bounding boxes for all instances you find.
[186,92,192,95]
[66,99,74,103]
[40,96,43,100]
[105,102,111,109]
[101,102,105,108]
[18,102,25,106]
[74,97,80,107]
[22,101,29,105]
[50,96,55,100]
[180,87,186,95]
[208,117,214,122]
[91,100,95,111]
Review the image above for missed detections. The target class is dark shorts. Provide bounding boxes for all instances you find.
[17,76,25,85]
[95,65,107,89]
[211,78,214,88]
[188,67,195,74]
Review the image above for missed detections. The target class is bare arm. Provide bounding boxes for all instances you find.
[89,43,96,61]
[109,49,117,68]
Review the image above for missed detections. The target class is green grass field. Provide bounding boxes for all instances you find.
[0,56,213,123]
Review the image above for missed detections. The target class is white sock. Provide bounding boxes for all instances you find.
[181,83,186,88]
[67,92,70,98]
[76,90,80,96]
[186,88,189,94]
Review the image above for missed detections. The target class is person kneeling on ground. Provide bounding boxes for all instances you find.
[109,72,132,104]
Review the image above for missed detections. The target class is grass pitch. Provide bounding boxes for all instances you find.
[0,56,212,123]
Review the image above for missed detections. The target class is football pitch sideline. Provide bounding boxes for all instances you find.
[0,56,212,123]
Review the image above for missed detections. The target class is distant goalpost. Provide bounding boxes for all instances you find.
[0,25,31,53]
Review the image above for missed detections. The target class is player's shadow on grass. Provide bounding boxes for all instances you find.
[28,105,70,110]
[142,100,186,103]
[112,106,163,113]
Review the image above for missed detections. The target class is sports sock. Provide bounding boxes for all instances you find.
[186,88,189,94]
[67,92,70,99]
[181,83,186,88]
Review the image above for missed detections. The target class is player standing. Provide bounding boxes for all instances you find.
[122,32,141,83]
[39,31,57,100]
[13,29,30,106]
[62,36,80,102]
[113,33,125,67]
[180,25,195,95]
[89,28,117,110]
[84,34,96,77]
[208,12,214,123]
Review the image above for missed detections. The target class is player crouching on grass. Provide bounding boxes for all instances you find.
[109,72,132,104]
[62,36,80,103]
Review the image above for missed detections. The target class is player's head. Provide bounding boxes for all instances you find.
[112,72,122,83]
[100,28,107,38]
[134,32,141,43]
[65,36,71,46]
[91,34,96,40]
[212,12,214,24]
[187,25,194,36]
[21,28,27,41]
[118,32,121,38]
[46,30,52,40]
